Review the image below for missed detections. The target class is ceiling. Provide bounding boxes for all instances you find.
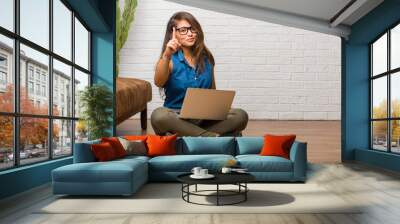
[164,0,384,38]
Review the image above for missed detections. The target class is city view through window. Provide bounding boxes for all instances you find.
[371,23,400,153]
[0,0,91,170]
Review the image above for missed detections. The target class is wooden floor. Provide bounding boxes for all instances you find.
[117,119,341,163]
[1,163,400,224]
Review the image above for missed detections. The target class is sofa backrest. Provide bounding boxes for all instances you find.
[75,136,303,162]
[73,139,100,163]
[235,137,264,155]
[177,137,236,155]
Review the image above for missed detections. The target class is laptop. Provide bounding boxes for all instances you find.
[178,88,235,120]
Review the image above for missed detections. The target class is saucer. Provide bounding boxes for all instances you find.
[190,174,215,179]
[232,170,249,174]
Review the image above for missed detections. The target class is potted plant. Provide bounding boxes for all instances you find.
[116,0,137,75]
[79,84,113,140]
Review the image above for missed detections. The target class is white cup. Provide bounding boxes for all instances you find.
[191,167,202,176]
[221,167,232,174]
[200,169,208,176]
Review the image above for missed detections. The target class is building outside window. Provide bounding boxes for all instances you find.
[28,81,34,94]
[0,71,6,84]
[54,88,58,103]
[0,54,6,67]
[35,70,40,81]
[0,71,7,93]
[0,54,7,89]
[35,83,40,95]
[41,85,46,97]
[28,66,34,79]
[41,73,46,83]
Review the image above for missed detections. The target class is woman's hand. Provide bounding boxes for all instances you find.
[163,27,181,59]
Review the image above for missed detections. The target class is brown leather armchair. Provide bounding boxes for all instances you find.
[116,77,152,129]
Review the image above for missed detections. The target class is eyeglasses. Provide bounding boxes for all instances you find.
[175,26,198,35]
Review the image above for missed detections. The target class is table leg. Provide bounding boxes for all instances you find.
[217,184,219,206]
[245,183,247,201]
[195,184,198,192]
[181,184,183,199]
[187,184,190,202]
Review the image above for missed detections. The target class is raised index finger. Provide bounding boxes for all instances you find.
[172,26,177,40]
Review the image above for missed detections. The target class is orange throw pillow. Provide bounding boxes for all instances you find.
[101,137,127,158]
[124,135,148,142]
[91,142,117,161]
[146,134,177,157]
[260,134,296,159]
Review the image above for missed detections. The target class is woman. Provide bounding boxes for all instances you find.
[151,11,248,137]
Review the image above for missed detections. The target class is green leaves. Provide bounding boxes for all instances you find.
[116,0,137,76]
[79,84,113,140]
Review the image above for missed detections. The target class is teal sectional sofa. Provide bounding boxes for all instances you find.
[52,137,307,196]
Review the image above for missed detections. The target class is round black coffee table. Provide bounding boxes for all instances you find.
[177,173,255,206]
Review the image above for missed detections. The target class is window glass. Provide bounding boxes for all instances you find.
[20,0,49,49]
[53,0,72,60]
[372,121,388,151]
[372,77,387,119]
[0,0,14,31]
[391,120,400,153]
[372,34,387,76]
[20,117,49,165]
[53,59,72,117]
[20,44,49,115]
[391,24,400,70]
[74,18,89,70]
[74,69,89,118]
[0,116,13,170]
[0,35,14,113]
[391,72,400,118]
[75,120,88,143]
[0,0,93,168]
[53,119,72,157]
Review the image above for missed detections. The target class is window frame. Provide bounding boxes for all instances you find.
[0,0,92,171]
[370,21,400,154]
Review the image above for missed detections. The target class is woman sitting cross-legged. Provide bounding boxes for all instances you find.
[151,11,248,137]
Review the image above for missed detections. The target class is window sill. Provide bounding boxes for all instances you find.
[0,156,72,176]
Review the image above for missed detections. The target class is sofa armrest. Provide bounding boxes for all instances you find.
[73,140,100,163]
[289,141,307,181]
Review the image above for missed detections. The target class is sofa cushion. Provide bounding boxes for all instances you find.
[115,155,150,164]
[235,137,263,155]
[124,135,148,142]
[180,137,235,155]
[147,134,177,157]
[90,142,118,162]
[236,155,293,172]
[101,137,127,158]
[74,140,100,163]
[260,134,296,159]
[149,154,235,172]
[118,138,147,156]
[53,158,147,183]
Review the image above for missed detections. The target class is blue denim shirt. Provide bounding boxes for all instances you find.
[163,49,213,110]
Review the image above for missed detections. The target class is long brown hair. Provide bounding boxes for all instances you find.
[159,11,215,73]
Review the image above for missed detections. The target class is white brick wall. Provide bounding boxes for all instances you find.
[119,0,341,120]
